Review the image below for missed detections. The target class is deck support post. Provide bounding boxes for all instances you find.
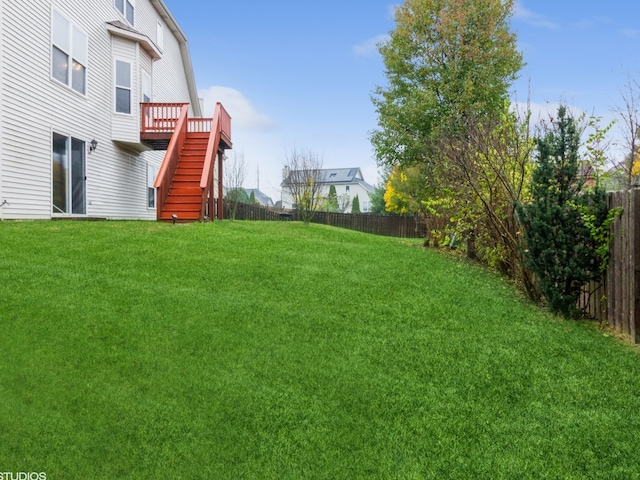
[217,150,224,220]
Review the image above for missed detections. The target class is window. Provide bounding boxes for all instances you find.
[156,20,164,51]
[52,133,86,215]
[52,9,87,95]
[115,60,132,114]
[115,0,135,25]
[345,186,350,192]
[141,70,151,103]
[147,163,157,208]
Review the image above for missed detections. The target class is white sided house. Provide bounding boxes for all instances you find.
[281,167,374,212]
[0,0,231,221]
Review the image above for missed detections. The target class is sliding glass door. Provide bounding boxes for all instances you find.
[52,133,86,215]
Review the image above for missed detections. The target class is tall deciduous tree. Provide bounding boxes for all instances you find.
[371,0,524,256]
[371,0,523,169]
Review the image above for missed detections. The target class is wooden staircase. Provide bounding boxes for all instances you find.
[159,132,208,222]
[145,102,232,223]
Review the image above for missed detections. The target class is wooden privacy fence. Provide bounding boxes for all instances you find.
[305,211,427,238]
[579,189,640,343]
[222,202,427,238]
[224,202,283,221]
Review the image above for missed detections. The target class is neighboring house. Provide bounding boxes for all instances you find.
[0,0,230,221]
[244,188,274,207]
[281,167,375,212]
[578,161,596,188]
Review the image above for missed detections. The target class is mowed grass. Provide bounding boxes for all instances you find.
[1,220,640,479]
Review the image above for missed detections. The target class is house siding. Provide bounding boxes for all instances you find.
[0,0,199,220]
[148,21,193,112]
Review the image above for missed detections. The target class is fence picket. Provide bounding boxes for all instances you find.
[579,190,639,343]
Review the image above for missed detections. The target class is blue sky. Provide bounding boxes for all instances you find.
[163,0,640,202]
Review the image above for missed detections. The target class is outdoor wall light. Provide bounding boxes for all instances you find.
[89,138,98,152]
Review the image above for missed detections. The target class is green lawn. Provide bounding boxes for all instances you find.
[1,220,639,479]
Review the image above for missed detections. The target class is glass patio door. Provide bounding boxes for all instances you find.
[52,133,86,215]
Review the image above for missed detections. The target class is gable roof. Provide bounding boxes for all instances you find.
[106,21,162,60]
[244,189,274,207]
[282,167,374,192]
[321,168,362,183]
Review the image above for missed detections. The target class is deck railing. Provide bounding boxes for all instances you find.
[218,103,232,143]
[200,103,230,220]
[141,102,231,142]
[141,103,189,133]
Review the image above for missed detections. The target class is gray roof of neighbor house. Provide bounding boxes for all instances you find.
[244,189,274,207]
[282,167,374,192]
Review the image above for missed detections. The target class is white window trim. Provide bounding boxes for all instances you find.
[115,0,135,26]
[147,161,158,209]
[141,69,152,103]
[114,58,133,115]
[51,130,87,216]
[156,19,164,51]
[51,7,88,96]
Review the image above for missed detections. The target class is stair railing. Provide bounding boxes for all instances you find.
[154,103,189,220]
[200,103,231,220]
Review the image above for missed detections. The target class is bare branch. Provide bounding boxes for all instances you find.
[612,75,640,188]
[282,146,325,224]
[224,151,247,220]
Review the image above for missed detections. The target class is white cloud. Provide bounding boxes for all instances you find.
[513,1,558,30]
[571,19,593,29]
[353,34,389,58]
[621,29,640,39]
[199,86,274,131]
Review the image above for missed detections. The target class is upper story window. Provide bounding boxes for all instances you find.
[147,162,158,209]
[115,60,132,114]
[115,0,135,26]
[141,70,152,103]
[156,20,164,51]
[51,9,87,95]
